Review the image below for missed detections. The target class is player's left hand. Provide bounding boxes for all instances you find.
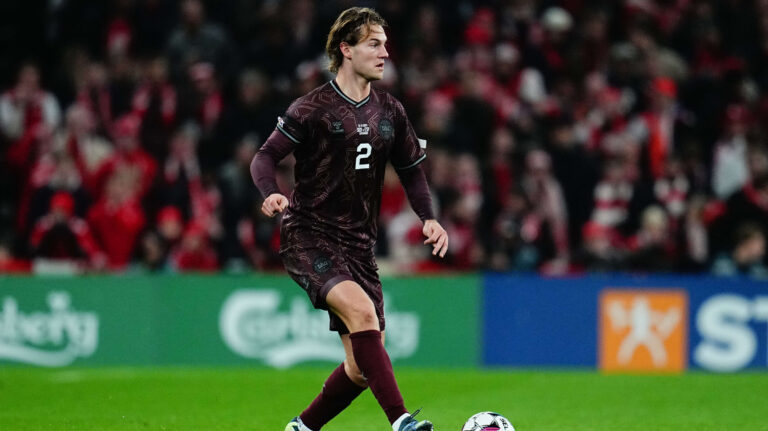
[423,219,449,258]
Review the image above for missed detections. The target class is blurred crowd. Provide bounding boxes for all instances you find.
[1,0,767,277]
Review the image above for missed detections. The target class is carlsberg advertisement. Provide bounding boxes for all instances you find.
[2,274,766,371]
[0,275,479,367]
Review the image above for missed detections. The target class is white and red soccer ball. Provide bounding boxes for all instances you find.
[461,411,515,431]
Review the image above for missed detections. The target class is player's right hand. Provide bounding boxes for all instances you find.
[262,193,289,217]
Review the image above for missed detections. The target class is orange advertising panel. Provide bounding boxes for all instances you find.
[599,289,688,372]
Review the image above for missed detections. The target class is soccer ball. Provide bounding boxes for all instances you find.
[461,411,515,431]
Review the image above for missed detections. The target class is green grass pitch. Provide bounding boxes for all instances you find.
[2,367,767,430]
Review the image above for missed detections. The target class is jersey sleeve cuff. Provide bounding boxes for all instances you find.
[394,154,426,171]
[276,124,301,144]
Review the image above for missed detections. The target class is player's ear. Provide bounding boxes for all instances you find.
[340,42,353,60]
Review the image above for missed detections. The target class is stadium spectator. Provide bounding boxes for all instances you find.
[488,186,539,272]
[188,170,224,247]
[711,223,768,278]
[547,116,600,248]
[0,63,61,142]
[444,70,495,157]
[16,116,90,236]
[711,104,750,199]
[108,52,139,119]
[158,123,201,219]
[217,69,280,155]
[170,221,218,272]
[166,0,237,85]
[3,64,66,236]
[626,77,684,181]
[75,62,113,138]
[653,156,690,224]
[133,230,171,273]
[491,42,548,124]
[484,127,517,211]
[132,56,178,161]
[218,135,262,264]
[440,155,484,269]
[532,6,576,83]
[581,84,632,155]
[574,221,626,273]
[58,104,113,177]
[591,155,641,232]
[521,149,570,271]
[181,62,225,168]
[80,114,157,201]
[626,205,678,271]
[29,192,106,270]
[710,173,768,260]
[87,169,147,270]
[156,205,185,249]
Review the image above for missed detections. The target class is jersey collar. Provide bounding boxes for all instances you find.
[330,80,371,108]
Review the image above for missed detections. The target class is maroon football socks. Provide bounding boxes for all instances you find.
[349,329,408,424]
[300,362,366,430]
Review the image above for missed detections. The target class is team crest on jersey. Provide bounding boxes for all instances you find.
[357,123,370,135]
[313,256,332,274]
[331,121,345,134]
[378,119,394,140]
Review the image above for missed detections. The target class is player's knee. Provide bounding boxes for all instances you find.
[348,305,378,330]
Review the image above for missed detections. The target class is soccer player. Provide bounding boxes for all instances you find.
[250,7,448,431]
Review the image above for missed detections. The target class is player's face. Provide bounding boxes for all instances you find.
[349,25,388,81]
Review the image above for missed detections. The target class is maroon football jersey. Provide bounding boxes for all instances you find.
[268,80,425,251]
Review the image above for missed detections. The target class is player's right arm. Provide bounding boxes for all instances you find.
[250,110,308,217]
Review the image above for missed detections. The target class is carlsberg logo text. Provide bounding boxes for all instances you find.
[0,292,99,366]
[220,289,420,368]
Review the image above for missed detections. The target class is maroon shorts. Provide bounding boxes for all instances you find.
[279,233,385,334]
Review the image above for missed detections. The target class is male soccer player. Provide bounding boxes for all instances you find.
[250,7,448,431]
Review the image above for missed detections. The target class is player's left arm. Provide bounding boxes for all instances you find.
[390,98,448,258]
[396,165,449,258]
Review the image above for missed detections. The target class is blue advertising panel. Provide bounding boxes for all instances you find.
[483,274,599,367]
[483,274,768,372]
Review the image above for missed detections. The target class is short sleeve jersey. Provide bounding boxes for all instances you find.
[275,80,425,251]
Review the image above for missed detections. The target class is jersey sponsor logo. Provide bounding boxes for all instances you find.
[331,121,345,134]
[357,123,370,135]
[0,292,99,367]
[219,289,420,367]
[378,119,394,140]
[599,289,687,372]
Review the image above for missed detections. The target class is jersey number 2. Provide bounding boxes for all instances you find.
[355,143,371,170]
